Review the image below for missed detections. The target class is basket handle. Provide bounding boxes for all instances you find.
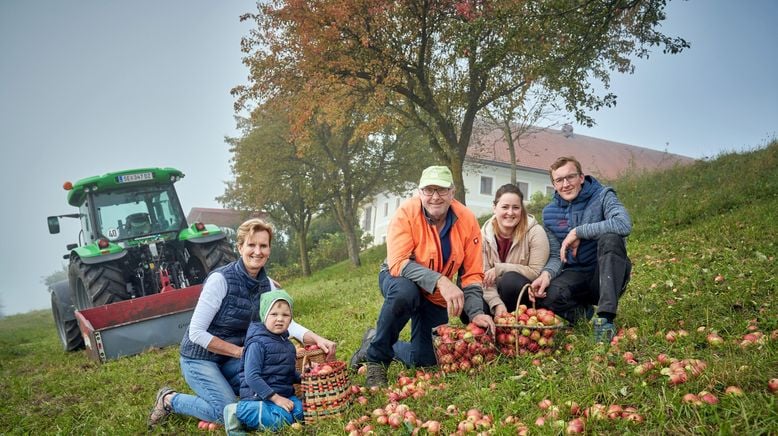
[515,283,535,321]
[301,353,310,372]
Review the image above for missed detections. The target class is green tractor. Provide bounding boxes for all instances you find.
[47,167,236,352]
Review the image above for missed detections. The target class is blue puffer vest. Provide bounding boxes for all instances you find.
[179,259,270,362]
[239,322,298,400]
[543,176,604,272]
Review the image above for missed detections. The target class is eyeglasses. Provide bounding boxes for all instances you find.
[552,173,581,186]
[420,187,452,197]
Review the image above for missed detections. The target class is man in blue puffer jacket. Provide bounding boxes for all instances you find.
[530,156,632,344]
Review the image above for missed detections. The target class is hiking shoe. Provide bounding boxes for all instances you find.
[349,327,376,370]
[593,317,616,344]
[148,386,175,428]
[223,403,246,436]
[365,362,388,388]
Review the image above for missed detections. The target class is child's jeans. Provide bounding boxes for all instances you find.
[225,396,303,433]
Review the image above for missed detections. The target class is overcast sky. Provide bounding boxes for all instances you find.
[1,1,776,316]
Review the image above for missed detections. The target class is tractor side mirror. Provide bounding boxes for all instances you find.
[47,216,61,234]
[66,243,78,250]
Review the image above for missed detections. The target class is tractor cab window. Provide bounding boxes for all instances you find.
[92,187,185,241]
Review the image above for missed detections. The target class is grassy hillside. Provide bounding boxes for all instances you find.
[2,143,777,434]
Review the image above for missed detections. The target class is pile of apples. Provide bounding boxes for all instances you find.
[304,361,338,376]
[493,305,563,356]
[386,370,446,402]
[432,323,498,374]
[344,403,443,434]
[630,353,707,386]
[533,399,643,434]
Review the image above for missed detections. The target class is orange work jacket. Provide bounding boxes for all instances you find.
[385,196,484,307]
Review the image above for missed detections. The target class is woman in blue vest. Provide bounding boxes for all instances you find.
[148,218,336,428]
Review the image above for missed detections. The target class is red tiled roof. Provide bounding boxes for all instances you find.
[186,207,267,228]
[468,126,696,180]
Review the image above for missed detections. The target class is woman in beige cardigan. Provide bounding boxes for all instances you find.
[481,184,550,317]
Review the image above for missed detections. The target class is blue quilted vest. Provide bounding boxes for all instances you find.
[179,259,271,362]
[238,322,298,400]
[543,176,602,272]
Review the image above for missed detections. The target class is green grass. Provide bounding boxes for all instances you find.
[2,142,778,435]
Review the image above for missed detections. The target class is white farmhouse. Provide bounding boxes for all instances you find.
[360,126,694,246]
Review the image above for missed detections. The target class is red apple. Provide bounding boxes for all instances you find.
[566,418,585,434]
[769,378,778,393]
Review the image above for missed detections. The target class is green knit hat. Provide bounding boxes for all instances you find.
[259,289,294,322]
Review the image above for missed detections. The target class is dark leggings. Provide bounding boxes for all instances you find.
[460,271,532,324]
[496,271,533,312]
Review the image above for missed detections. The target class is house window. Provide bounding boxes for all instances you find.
[546,186,555,197]
[362,206,372,230]
[517,182,529,199]
[480,176,493,195]
[383,202,389,217]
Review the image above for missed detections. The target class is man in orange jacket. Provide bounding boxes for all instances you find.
[350,166,495,387]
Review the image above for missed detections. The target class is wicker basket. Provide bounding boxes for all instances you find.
[432,324,499,373]
[300,356,352,424]
[494,284,567,357]
[294,346,327,398]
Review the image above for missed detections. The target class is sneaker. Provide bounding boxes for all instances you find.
[147,386,175,428]
[349,327,376,370]
[223,403,246,436]
[365,362,388,388]
[593,317,616,344]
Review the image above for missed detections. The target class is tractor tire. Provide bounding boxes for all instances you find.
[186,238,237,285]
[50,280,84,351]
[69,257,130,310]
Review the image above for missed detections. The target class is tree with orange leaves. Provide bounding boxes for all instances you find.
[234,0,688,203]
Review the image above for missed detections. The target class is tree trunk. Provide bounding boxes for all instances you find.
[329,200,362,267]
[343,225,361,267]
[450,157,466,205]
[296,229,312,276]
[502,119,518,185]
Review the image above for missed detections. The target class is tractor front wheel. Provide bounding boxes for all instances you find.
[70,257,130,310]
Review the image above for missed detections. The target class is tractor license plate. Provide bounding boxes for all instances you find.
[116,172,153,183]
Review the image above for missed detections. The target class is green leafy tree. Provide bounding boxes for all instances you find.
[220,110,326,276]
[296,92,424,266]
[235,0,688,204]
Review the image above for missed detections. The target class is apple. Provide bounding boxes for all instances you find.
[566,418,585,434]
[769,378,778,393]
[724,386,744,396]
[538,399,552,410]
[706,333,724,346]
[422,420,441,434]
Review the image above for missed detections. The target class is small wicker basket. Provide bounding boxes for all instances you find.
[494,284,567,356]
[300,356,352,424]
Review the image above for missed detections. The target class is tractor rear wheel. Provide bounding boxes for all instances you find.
[70,257,130,310]
[185,238,237,285]
[50,280,84,351]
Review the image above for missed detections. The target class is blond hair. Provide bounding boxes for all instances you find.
[236,218,274,247]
